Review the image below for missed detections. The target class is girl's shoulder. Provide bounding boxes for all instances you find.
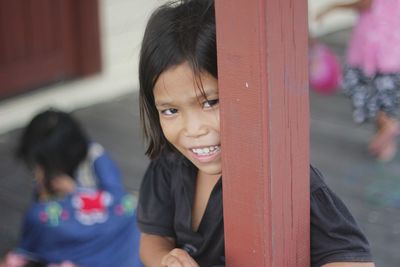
[370,0,400,17]
[309,166,373,265]
[310,165,328,193]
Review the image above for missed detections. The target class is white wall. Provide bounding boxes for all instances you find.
[308,0,357,36]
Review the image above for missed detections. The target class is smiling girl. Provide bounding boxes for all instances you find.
[136,0,375,266]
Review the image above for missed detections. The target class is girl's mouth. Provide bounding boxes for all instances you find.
[191,145,220,156]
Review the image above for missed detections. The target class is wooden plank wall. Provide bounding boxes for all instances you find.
[0,0,100,99]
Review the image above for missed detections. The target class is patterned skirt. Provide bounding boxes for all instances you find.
[342,65,400,124]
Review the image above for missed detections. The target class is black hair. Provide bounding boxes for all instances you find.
[139,0,217,159]
[16,109,88,193]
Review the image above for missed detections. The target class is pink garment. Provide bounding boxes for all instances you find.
[347,0,400,75]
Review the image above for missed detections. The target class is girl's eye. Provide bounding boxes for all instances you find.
[203,99,219,109]
[161,108,178,116]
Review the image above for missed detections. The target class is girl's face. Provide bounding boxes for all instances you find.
[154,62,221,177]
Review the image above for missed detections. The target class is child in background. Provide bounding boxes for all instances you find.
[136,0,375,266]
[317,0,400,161]
[1,109,143,267]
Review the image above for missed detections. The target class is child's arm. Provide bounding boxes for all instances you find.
[140,234,199,267]
[316,0,372,21]
[322,263,375,266]
[88,143,124,194]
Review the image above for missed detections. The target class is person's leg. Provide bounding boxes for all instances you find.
[369,111,399,161]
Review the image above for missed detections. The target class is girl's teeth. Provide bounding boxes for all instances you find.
[192,146,219,155]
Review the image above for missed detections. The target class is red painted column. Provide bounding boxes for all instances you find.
[215,0,310,266]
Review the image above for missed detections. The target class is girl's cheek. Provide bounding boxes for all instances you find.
[160,121,176,140]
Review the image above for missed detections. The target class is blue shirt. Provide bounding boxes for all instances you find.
[16,143,143,267]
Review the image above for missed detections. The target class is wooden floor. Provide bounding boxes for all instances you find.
[1,29,399,266]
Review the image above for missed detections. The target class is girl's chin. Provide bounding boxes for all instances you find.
[178,149,222,175]
[192,160,222,177]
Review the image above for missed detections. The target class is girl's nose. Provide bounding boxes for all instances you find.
[183,112,208,138]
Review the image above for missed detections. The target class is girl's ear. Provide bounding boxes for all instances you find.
[33,166,45,184]
[33,166,52,201]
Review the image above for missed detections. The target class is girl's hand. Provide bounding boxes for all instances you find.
[47,261,80,267]
[161,249,199,267]
[0,252,28,267]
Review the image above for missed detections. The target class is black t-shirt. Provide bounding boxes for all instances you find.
[137,150,373,267]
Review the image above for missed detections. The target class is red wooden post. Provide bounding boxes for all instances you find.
[215,0,310,266]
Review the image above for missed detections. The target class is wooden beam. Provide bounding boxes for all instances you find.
[215,0,310,266]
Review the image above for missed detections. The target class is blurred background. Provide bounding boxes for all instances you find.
[0,0,399,266]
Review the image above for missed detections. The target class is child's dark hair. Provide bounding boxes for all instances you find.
[139,0,217,159]
[16,109,88,192]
